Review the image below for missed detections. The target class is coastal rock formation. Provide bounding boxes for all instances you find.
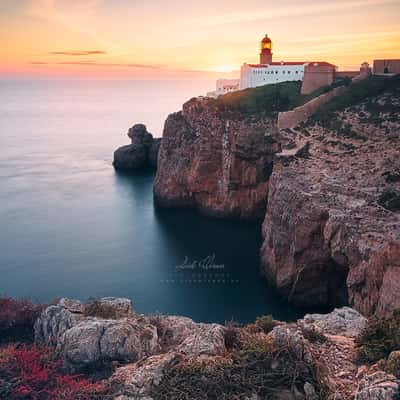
[154,97,281,219]
[57,317,159,370]
[113,124,161,170]
[15,302,398,398]
[303,307,367,338]
[34,298,227,372]
[261,83,400,314]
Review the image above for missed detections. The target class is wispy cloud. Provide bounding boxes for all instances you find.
[50,50,106,56]
[193,0,398,26]
[29,60,164,69]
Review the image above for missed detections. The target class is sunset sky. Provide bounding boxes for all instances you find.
[1,0,400,79]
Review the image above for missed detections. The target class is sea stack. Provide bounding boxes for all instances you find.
[113,124,161,170]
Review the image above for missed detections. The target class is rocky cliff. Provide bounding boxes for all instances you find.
[153,76,400,316]
[114,124,161,170]
[154,97,281,219]
[261,80,400,315]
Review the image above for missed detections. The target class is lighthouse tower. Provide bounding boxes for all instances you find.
[260,34,272,64]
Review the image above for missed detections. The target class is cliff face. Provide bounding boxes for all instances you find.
[154,97,281,219]
[154,78,400,317]
[261,85,400,315]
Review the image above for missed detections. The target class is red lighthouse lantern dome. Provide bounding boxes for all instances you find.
[261,34,272,50]
[260,34,273,64]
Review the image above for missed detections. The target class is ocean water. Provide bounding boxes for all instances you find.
[0,79,300,323]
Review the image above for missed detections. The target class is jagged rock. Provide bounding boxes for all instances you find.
[34,297,135,347]
[148,315,226,355]
[58,298,84,313]
[57,318,159,371]
[86,297,134,318]
[111,352,181,399]
[34,305,80,346]
[269,325,313,363]
[354,371,400,400]
[176,323,226,355]
[261,87,400,314]
[302,307,367,338]
[113,124,161,170]
[154,97,281,220]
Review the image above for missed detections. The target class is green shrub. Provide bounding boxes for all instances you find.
[355,311,400,363]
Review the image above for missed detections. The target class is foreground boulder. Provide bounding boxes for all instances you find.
[34,298,227,372]
[58,318,159,370]
[113,124,161,170]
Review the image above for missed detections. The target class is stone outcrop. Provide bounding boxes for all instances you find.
[355,371,399,400]
[34,298,227,372]
[261,86,400,315]
[303,307,367,338]
[113,124,161,170]
[154,97,281,220]
[28,303,400,399]
[58,317,159,370]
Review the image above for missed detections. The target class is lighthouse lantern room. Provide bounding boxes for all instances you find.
[260,34,273,64]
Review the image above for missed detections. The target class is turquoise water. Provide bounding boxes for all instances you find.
[0,79,300,323]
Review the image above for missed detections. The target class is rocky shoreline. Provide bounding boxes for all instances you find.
[2,296,400,399]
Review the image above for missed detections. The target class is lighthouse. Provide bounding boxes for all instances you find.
[260,34,272,65]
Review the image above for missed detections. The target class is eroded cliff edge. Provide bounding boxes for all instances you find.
[154,77,400,316]
[154,96,281,219]
[261,81,400,315]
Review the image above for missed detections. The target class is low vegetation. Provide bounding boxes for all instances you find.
[246,314,280,334]
[313,75,400,127]
[355,310,400,363]
[212,77,351,116]
[0,297,43,344]
[0,344,109,400]
[151,338,327,400]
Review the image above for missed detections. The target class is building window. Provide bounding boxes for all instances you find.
[275,71,278,74]
[283,71,285,74]
[288,71,291,74]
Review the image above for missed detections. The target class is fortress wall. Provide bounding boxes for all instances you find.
[301,64,335,95]
[373,60,400,74]
[277,86,347,129]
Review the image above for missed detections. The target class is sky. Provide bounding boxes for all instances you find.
[1,0,399,79]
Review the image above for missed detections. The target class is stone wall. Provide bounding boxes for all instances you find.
[373,59,400,74]
[277,86,347,129]
[301,63,336,95]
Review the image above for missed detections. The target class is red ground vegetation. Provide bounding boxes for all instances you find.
[0,344,109,399]
[0,297,43,343]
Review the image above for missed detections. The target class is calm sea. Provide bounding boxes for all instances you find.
[0,79,300,323]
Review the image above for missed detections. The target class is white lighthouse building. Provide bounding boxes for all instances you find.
[240,35,306,89]
[207,34,336,97]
